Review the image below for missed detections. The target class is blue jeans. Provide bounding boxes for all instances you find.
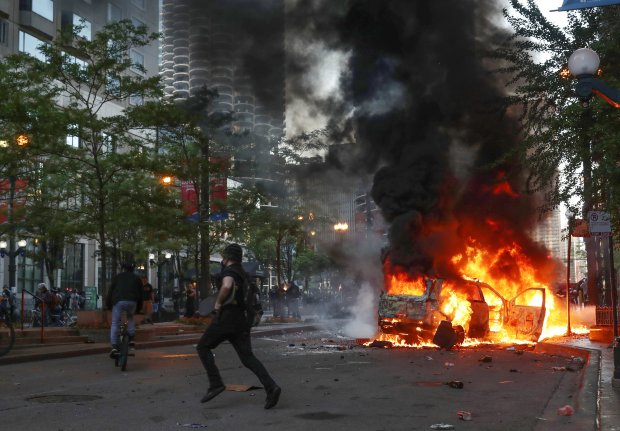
[110,301,137,347]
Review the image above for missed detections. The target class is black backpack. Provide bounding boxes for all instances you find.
[226,267,264,327]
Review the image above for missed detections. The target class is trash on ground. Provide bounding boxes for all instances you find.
[426,356,434,361]
[368,340,393,349]
[552,366,567,371]
[506,347,516,351]
[177,423,208,428]
[457,410,472,421]
[430,424,455,430]
[446,380,464,389]
[478,355,492,363]
[225,384,261,392]
[444,362,455,367]
[509,369,520,373]
[557,405,574,416]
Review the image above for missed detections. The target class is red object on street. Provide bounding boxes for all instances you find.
[557,405,574,416]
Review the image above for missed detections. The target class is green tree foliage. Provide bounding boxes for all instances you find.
[495,1,620,219]
[28,20,172,300]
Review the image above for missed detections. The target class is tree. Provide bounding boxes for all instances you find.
[30,20,167,302]
[494,1,620,305]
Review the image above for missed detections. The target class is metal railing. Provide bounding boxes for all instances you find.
[595,306,620,326]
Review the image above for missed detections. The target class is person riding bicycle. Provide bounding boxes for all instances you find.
[106,262,143,358]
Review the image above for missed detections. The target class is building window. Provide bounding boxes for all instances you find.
[131,0,146,10]
[101,132,115,154]
[18,244,43,298]
[130,49,144,73]
[61,243,85,292]
[32,0,54,22]
[0,20,7,46]
[129,94,144,106]
[66,125,80,147]
[18,31,46,62]
[73,14,92,40]
[131,16,145,29]
[108,3,122,22]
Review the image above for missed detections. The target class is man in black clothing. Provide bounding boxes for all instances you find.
[106,262,143,357]
[196,243,281,409]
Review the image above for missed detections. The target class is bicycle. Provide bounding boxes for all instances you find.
[0,307,16,357]
[113,321,131,371]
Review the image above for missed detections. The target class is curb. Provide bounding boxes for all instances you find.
[0,324,320,366]
[534,341,600,431]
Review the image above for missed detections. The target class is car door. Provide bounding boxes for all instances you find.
[505,288,546,342]
[479,285,546,341]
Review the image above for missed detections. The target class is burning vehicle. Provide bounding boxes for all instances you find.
[377,276,547,348]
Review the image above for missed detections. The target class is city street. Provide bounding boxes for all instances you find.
[0,325,594,431]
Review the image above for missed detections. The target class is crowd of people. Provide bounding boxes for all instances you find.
[269,281,302,319]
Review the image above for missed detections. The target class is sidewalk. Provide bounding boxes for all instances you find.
[561,337,620,431]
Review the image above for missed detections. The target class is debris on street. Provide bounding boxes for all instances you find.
[430,424,455,430]
[457,410,472,421]
[557,405,574,416]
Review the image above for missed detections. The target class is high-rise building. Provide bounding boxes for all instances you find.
[160,0,285,140]
[160,0,286,208]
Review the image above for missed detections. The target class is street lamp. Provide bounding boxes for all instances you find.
[0,239,27,289]
[568,47,620,386]
[565,210,575,336]
[568,48,620,107]
[150,252,171,320]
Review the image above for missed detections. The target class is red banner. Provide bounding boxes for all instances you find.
[179,157,229,221]
[0,178,28,224]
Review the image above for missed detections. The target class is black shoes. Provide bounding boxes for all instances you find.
[200,385,225,403]
[109,346,119,358]
[264,385,281,409]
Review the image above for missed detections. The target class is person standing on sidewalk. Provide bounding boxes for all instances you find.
[196,243,281,409]
[141,276,155,324]
[106,262,143,357]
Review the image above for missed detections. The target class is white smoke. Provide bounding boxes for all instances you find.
[342,281,379,338]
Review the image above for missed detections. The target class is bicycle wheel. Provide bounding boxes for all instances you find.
[0,319,15,357]
[119,332,129,371]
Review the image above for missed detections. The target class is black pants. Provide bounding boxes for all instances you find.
[196,308,276,391]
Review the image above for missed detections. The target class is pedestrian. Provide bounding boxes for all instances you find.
[185,285,196,317]
[35,283,54,326]
[172,288,181,317]
[274,282,286,318]
[141,276,155,324]
[0,285,15,321]
[286,281,301,319]
[196,243,281,409]
[106,262,143,358]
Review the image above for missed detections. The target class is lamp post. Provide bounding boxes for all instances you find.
[568,47,620,386]
[565,210,576,335]
[149,252,171,320]
[0,238,27,289]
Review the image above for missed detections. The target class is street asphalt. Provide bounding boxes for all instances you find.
[0,319,617,430]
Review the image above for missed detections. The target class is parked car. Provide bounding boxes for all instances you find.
[378,278,546,344]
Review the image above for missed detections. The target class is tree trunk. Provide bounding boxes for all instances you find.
[198,143,211,300]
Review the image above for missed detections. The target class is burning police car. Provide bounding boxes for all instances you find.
[377,277,546,347]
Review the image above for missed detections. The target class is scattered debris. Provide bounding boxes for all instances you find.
[177,423,208,428]
[457,410,472,421]
[444,362,455,367]
[368,340,393,349]
[225,384,261,392]
[509,369,520,373]
[552,366,567,371]
[426,356,434,361]
[446,381,464,389]
[432,320,465,350]
[506,347,516,351]
[430,424,455,430]
[557,405,574,416]
[478,355,492,363]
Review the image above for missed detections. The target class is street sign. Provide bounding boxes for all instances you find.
[83,286,98,310]
[588,211,612,234]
